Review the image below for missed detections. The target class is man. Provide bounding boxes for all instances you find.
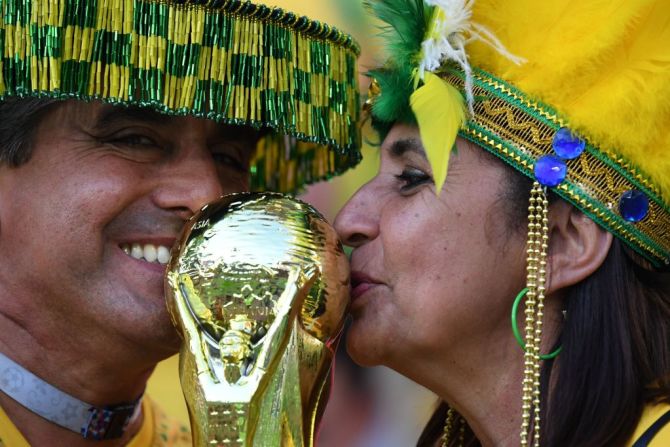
[0,0,361,444]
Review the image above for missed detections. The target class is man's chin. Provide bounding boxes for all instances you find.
[154,319,184,356]
[126,310,183,361]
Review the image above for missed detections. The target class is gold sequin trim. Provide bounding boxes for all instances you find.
[441,71,670,266]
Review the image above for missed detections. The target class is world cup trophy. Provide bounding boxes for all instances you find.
[165,192,350,446]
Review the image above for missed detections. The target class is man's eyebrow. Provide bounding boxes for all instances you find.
[92,106,170,131]
[388,138,427,159]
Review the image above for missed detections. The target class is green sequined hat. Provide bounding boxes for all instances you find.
[0,0,362,192]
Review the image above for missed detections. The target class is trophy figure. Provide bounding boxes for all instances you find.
[165,192,350,447]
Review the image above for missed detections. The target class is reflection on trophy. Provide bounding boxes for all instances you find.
[165,192,350,447]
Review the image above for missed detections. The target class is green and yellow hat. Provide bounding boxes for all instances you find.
[365,0,670,268]
[0,0,362,192]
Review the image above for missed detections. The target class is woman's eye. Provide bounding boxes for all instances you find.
[395,168,432,193]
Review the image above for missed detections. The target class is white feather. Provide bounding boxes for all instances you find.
[418,0,525,114]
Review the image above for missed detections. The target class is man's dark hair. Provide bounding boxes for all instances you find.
[0,97,61,166]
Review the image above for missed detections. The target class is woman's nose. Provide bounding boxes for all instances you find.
[334,184,380,248]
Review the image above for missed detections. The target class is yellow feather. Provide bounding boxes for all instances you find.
[410,72,466,195]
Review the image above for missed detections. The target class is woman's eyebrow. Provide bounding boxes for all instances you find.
[388,138,427,160]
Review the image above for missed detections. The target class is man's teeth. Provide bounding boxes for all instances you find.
[120,243,171,264]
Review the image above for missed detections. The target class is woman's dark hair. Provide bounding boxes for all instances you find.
[0,97,61,166]
[418,154,670,447]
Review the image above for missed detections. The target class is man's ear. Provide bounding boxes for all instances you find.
[545,200,613,293]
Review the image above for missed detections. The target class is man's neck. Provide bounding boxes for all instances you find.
[0,391,145,447]
[0,311,157,445]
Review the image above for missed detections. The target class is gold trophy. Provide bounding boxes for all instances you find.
[165,192,350,447]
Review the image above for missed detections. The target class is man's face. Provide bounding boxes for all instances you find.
[0,101,256,360]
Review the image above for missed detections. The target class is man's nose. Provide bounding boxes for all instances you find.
[152,147,224,218]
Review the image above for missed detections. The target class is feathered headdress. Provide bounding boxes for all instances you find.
[365,0,669,269]
[366,0,523,192]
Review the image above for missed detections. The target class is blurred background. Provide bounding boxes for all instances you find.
[146,1,438,445]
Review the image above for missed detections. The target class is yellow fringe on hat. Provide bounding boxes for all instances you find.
[467,0,670,201]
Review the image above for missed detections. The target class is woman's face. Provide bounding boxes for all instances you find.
[334,124,528,376]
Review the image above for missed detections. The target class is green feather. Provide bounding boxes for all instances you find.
[365,0,432,69]
[368,67,415,124]
[365,0,433,136]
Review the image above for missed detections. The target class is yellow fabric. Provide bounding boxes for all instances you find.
[0,402,24,447]
[0,396,190,446]
[628,402,670,446]
[146,356,189,427]
[467,0,670,201]
[141,397,191,447]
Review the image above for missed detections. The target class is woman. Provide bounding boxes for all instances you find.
[334,0,670,446]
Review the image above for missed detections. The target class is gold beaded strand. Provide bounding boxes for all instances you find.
[442,408,457,447]
[534,189,549,447]
[442,408,466,447]
[520,182,549,447]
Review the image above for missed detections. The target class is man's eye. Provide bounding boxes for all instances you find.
[109,134,159,148]
[395,168,432,193]
[212,152,246,173]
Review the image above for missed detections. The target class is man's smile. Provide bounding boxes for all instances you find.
[120,243,172,265]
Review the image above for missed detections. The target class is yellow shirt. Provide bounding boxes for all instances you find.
[0,397,191,447]
[628,402,670,447]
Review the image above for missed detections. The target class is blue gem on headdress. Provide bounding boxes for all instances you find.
[534,155,567,187]
[552,127,586,160]
[619,190,649,222]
